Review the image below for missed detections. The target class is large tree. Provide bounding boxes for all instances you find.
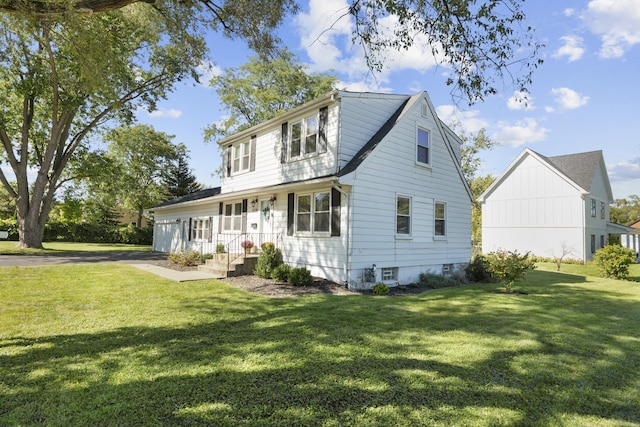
[0,1,296,248]
[1,0,542,104]
[205,48,338,143]
[103,124,181,226]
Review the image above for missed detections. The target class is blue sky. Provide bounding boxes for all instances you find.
[136,0,640,199]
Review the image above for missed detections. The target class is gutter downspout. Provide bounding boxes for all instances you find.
[333,183,350,288]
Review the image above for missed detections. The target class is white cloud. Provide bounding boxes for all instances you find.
[147,108,183,119]
[435,105,489,134]
[493,118,548,147]
[294,0,442,84]
[197,61,223,86]
[553,35,585,62]
[550,87,590,110]
[507,91,535,110]
[608,158,640,181]
[564,8,576,17]
[581,0,640,58]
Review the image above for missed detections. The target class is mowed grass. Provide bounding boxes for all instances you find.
[0,241,152,255]
[1,265,640,426]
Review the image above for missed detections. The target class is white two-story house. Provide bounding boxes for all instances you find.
[478,148,631,262]
[150,90,472,288]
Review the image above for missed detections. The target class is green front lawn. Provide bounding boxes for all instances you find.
[1,265,639,426]
[0,241,152,255]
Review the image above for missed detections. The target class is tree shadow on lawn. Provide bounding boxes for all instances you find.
[2,277,639,426]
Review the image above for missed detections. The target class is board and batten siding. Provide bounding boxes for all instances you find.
[345,95,471,285]
[482,154,587,259]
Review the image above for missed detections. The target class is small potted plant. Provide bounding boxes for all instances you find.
[241,240,254,254]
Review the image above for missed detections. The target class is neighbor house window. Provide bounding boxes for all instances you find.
[296,192,330,234]
[435,202,447,237]
[417,127,430,165]
[591,199,596,217]
[223,202,242,231]
[396,196,411,235]
[290,114,318,159]
[191,218,210,241]
[591,234,596,253]
[600,202,605,219]
[600,235,605,248]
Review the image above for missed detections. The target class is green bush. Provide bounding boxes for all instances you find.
[200,253,214,263]
[168,251,201,267]
[255,244,284,278]
[118,224,153,245]
[271,264,291,283]
[485,249,536,293]
[372,283,389,295]
[593,245,636,280]
[419,272,459,289]
[0,218,18,240]
[288,267,312,286]
[465,254,494,282]
[215,243,226,254]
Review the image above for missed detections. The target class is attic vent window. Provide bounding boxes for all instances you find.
[421,103,429,117]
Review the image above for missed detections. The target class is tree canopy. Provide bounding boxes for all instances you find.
[0,0,295,247]
[205,48,338,144]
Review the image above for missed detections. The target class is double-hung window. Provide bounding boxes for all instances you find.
[590,199,597,217]
[435,202,446,237]
[290,115,318,159]
[600,202,605,219]
[396,196,411,235]
[191,218,210,241]
[223,202,243,232]
[226,137,255,176]
[417,127,430,166]
[296,192,330,234]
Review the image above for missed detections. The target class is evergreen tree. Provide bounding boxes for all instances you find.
[164,151,203,199]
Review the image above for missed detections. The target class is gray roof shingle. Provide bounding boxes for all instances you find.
[539,150,603,191]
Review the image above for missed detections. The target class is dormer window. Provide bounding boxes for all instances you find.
[290,114,318,159]
[225,135,256,177]
[281,106,328,163]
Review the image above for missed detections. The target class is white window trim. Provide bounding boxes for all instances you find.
[396,194,412,238]
[434,201,447,239]
[295,191,331,236]
[289,113,319,161]
[416,126,431,168]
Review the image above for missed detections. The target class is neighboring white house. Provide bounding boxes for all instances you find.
[149,90,473,288]
[620,219,640,259]
[478,148,632,262]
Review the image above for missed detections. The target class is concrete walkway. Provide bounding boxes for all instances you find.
[130,264,223,282]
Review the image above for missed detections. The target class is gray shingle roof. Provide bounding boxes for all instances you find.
[152,187,221,209]
[540,150,603,191]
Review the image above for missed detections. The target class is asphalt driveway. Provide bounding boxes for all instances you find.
[0,251,168,267]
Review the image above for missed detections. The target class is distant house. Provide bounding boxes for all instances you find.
[149,90,472,288]
[620,219,640,258]
[478,148,632,262]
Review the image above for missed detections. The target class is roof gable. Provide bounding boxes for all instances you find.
[479,148,614,203]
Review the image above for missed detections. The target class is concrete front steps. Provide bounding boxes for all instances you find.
[197,253,259,278]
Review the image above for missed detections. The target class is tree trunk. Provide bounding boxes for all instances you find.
[16,210,46,249]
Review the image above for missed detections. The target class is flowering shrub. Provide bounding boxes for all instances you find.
[240,240,254,249]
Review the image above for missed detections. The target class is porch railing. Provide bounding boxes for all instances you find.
[188,233,282,270]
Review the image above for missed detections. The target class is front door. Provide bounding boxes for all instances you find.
[259,200,272,236]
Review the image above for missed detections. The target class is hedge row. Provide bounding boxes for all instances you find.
[0,219,152,245]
